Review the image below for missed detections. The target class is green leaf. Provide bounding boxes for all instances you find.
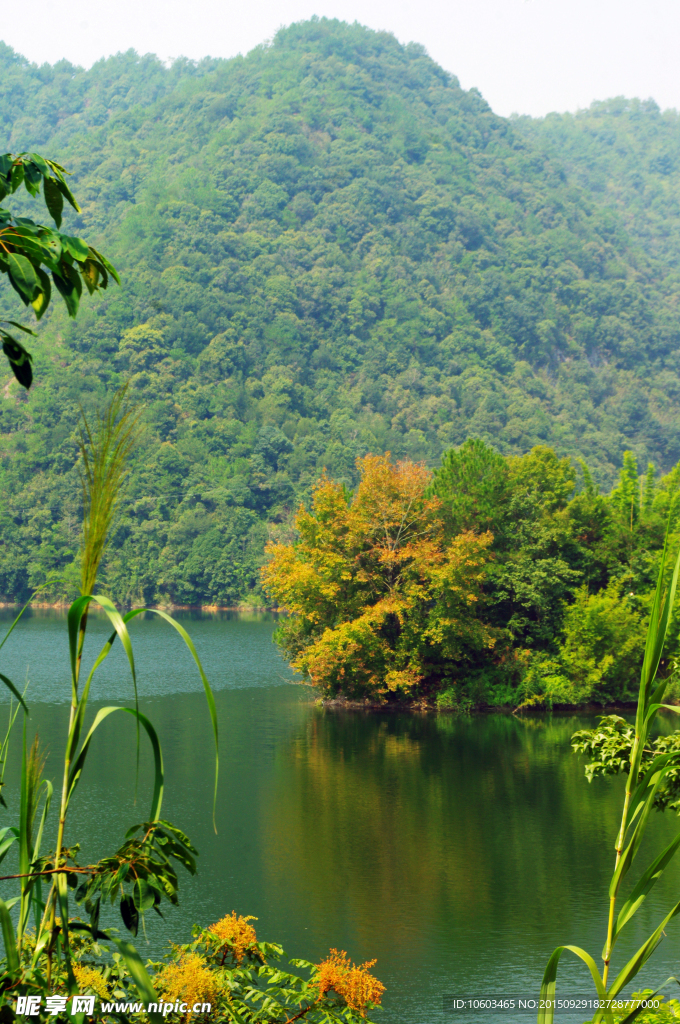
[0,673,28,713]
[0,319,36,336]
[610,765,670,898]
[61,235,90,262]
[609,899,680,997]
[538,945,611,1024]
[67,706,163,821]
[32,267,51,320]
[43,176,63,227]
[110,940,163,1024]
[10,162,24,193]
[52,264,81,317]
[614,830,680,942]
[89,246,121,285]
[121,607,219,829]
[1,333,33,389]
[120,894,139,936]
[0,897,19,973]
[7,252,40,302]
[54,176,80,213]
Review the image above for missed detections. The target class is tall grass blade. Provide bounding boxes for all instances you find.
[66,595,139,763]
[539,945,611,1024]
[0,897,19,973]
[608,899,680,997]
[609,768,671,898]
[111,939,162,1024]
[614,832,680,940]
[0,673,28,713]
[120,608,219,829]
[637,540,680,734]
[67,706,163,820]
[0,596,34,659]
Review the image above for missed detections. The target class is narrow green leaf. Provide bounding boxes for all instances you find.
[89,246,121,285]
[609,900,680,997]
[54,176,80,213]
[67,706,163,820]
[0,673,28,713]
[0,897,19,972]
[121,607,218,829]
[614,831,680,941]
[1,335,33,389]
[43,177,63,227]
[610,766,670,897]
[52,264,80,317]
[538,945,611,1024]
[111,939,163,1024]
[0,319,36,336]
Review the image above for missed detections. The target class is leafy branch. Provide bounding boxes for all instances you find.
[0,152,119,388]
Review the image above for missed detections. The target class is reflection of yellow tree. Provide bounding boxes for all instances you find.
[262,713,677,960]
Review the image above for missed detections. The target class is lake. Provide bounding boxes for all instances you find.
[1,609,680,1024]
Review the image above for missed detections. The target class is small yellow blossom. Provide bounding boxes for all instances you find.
[73,963,109,1000]
[315,949,385,1017]
[207,912,258,964]
[156,952,220,1013]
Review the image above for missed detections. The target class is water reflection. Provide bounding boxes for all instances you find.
[0,613,679,1024]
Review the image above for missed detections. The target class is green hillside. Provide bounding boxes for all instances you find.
[1,19,680,605]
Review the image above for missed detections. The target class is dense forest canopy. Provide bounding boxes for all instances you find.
[2,18,680,607]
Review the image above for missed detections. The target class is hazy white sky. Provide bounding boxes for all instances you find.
[1,0,679,118]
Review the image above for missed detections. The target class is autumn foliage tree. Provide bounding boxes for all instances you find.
[262,454,498,701]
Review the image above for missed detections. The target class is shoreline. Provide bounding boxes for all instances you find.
[318,696,653,715]
[0,601,277,612]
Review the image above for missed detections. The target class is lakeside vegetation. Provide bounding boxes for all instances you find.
[263,442,680,708]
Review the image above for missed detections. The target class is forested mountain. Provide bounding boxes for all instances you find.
[2,19,680,606]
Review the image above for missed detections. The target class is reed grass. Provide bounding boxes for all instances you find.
[539,532,680,1024]
[0,386,219,1016]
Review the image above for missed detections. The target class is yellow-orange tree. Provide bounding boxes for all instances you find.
[262,454,499,701]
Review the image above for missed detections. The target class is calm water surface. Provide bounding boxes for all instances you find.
[1,610,680,1024]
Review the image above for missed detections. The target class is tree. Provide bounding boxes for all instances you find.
[262,453,499,701]
[0,152,118,388]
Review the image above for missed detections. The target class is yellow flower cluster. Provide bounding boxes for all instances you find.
[156,952,220,1012]
[315,949,385,1017]
[207,911,258,964]
[73,963,109,1000]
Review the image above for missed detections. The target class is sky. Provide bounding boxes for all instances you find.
[1,0,679,118]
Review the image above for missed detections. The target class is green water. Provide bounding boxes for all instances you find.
[2,610,680,1023]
